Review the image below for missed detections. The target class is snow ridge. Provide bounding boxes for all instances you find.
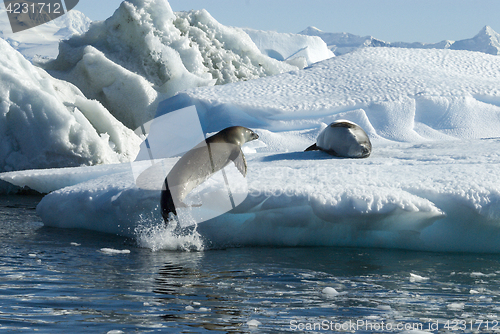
[161,47,500,141]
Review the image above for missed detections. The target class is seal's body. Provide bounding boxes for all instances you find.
[305,120,371,158]
[161,126,259,221]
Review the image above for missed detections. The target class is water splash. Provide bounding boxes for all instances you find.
[134,212,205,252]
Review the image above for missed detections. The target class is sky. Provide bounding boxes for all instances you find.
[72,0,500,44]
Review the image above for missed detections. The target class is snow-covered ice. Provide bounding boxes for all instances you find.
[0,163,131,193]
[11,47,497,253]
[162,47,500,141]
[41,0,298,129]
[0,38,141,172]
[31,137,500,252]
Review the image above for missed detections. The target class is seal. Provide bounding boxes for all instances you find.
[161,126,259,222]
[305,120,371,158]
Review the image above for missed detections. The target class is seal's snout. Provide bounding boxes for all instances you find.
[361,146,371,158]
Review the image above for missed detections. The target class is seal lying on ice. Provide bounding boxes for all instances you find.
[305,120,371,158]
[161,126,259,222]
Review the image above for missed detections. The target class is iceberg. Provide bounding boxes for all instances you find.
[300,25,500,56]
[41,0,298,129]
[0,38,141,172]
[17,47,500,253]
[243,28,334,67]
[450,26,500,55]
[299,26,391,56]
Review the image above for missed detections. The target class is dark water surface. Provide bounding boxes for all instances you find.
[1,195,500,333]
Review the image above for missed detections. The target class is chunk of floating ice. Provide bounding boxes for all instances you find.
[99,248,131,255]
[471,272,486,277]
[247,320,262,327]
[447,302,465,310]
[322,287,340,296]
[376,305,392,311]
[185,306,195,311]
[409,273,429,282]
[70,242,81,246]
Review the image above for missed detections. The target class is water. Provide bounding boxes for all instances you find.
[1,195,500,333]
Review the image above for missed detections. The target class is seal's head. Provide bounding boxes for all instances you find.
[217,126,259,147]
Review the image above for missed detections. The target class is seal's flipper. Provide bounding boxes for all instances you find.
[161,179,177,222]
[305,143,319,151]
[232,148,247,177]
[322,149,339,157]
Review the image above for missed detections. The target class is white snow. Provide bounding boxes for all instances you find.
[165,48,500,141]
[0,7,91,60]
[0,38,141,172]
[41,0,298,129]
